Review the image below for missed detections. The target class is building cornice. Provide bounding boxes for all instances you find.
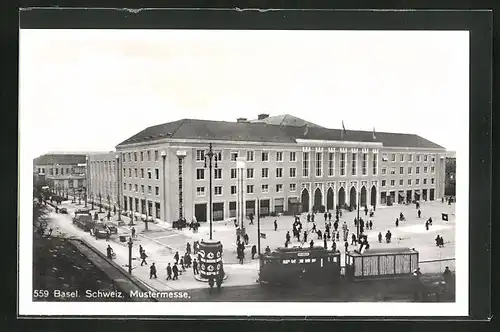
[381,146,446,152]
[296,139,384,148]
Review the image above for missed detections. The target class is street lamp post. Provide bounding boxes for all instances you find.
[84,191,87,208]
[356,192,360,239]
[204,143,218,240]
[127,237,133,275]
[98,192,102,213]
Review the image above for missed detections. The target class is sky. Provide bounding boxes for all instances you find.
[19,29,469,159]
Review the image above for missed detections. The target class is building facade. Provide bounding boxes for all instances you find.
[445,151,456,196]
[115,114,447,224]
[33,153,87,196]
[87,152,120,210]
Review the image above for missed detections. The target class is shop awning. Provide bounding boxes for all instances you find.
[288,197,300,204]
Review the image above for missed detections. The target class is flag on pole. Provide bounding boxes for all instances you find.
[341,121,347,140]
[372,127,377,140]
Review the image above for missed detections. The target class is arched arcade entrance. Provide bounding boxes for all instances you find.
[326,187,334,211]
[350,187,357,209]
[301,189,310,213]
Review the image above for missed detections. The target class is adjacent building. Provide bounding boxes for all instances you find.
[445,151,456,196]
[115,114,447,224]
[87,152,120,210]
[33,153,87,196]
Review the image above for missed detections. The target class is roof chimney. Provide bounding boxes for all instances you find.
[237,118,248,123]
[258,113,270,120]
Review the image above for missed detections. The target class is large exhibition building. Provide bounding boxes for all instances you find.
[114,114,447,224]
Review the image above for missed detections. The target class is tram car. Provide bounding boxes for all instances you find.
[345,247,419,281]
[259,246,341,285]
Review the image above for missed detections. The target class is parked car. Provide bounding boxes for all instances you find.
[73,214,95,232]
[92,222,110,239]
[59,208,68,214]
[106,223,118,234]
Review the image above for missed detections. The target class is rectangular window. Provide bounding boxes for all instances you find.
[246,150,254,162]
[424,166,428,174]
[147,150,151,161]
[431,166,435,174]
[247,185,254,194]
[351,153,357,176]
[141,185,145,193]
[128,153,131,161]
[408,167,412,175]
[231,168,237,179]
[391,154,396,162]
[155,168,159,179]
[382,180,386,187]
[231,185,237,195]
[129,168,132,177]
[276,151,283,162]
[215,151,222,162]
[416,179,420,185]
[129,184,132,191]
[141,169,144,178]
[276,184,283,193]
[123,182,126,190]
[134,168,138,177]
[214,186,222,196]
[155,150,159,161]
[373,153,378,175]
[261,184,269,193]
[276,167,283,178]
[315,152,323,177]
[289,151,296,162]
[423,179,427,185]
[340,152,346,176]
[424,155,428,162]
[408,179,412,186]
[399,179,404,186]
[123,168,126,177]
[416,167,420,174]
[55,168,59,175]
[196,187,205,197]
[382,168,387,175]
[148,185,152,194]
[390,180,395,186]
[289,167,296,178]
[431,178,435,184]
[328,152,335,176]
[214,168,223,179]
[431,155,436,162]
[261,168,269,178]
[289,183,297,192]
[135,184,138,192]
[408,154,413,162]
[140,152,144,162]
[303,152,310,177]
[148,169,152,179]
[362,153,367,175]
[416,154,421,162]
[400,167,404,175]
[247,168,254,179]
[390,167,396,175]
[231,152,238,161]
[382,154,388,162]
[196,169,205,180]
[261,151,269,162]
[134,152,138,161]
[196,150,205,161]
[155,186,159,195]
[400,154,405,162]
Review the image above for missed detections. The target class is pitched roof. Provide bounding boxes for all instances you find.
[34,154,87,165]
[117,115,445,149]
[250,114,324,128]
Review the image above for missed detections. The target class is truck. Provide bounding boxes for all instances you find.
[72,213,95,232]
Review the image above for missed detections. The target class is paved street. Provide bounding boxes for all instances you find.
[47,197,455,294]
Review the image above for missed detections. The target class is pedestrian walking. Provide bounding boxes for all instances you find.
[385,230,392,243]
[174,251,179,264]
[328,211,332,221]
[323,237,327,249]
[317,229,322,240]
[418,209,421,218]
[311,214,315,222]
[251,245,257,259]
[304,231,308,243]
[186,242,191,255]
[309,239,314,248]
[286,231,291,245]
[442,197,444,204]
[244,233,249,245]
[193,259,199,275]
[131,227,136,238]
[140,250,148,266]
[106,245,114,260]
[180,257,186,271]
[364,206,368,216]
[378,232,382,243]
[139,245,144,256]
[274,219,278,231]
[331,241,337,252]
[336,231,340,241]
[172,263,179,280]
[166,263,172,280]
[425,221,429,231]
[395,218,399,227]
[351,233,357,245]
[344,241,349,252]
[324,212,328,221]
[312,223,316,232]
[150,263,157,279]
[369,220,373,230]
